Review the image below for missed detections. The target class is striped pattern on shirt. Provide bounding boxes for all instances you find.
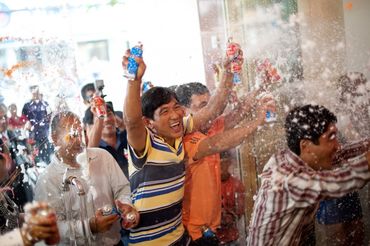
[128,116,192,246]
[247,139,370,246]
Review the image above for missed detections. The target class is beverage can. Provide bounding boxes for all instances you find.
[125,45,143,80]
[265,110,277,123]
[123,211,136,223]
[102,204,119,216]
[25,202,60,245]
[93,96,106,119]
[201,226,216,238]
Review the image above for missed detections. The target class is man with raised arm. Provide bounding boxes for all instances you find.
[122,48,233,245]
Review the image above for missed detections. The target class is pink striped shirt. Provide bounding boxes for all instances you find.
[247,139,370,246]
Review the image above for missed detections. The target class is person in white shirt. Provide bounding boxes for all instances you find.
[34,111,139,245]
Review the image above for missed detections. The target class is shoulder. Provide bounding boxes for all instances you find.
[88,147,116,164]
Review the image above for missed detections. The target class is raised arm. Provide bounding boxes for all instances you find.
[192,68,233,131]
[122,51,147,154]
[223,89,263,130]
[287,148,370,207]
[192,99,273,160]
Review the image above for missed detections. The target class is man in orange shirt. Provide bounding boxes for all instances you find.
[176,82,273,245]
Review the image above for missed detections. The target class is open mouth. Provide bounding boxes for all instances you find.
[170,121,182,133]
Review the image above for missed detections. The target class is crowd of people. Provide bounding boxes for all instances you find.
[0,47,369,246]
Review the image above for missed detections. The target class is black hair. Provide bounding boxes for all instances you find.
[167,85,178,92]
[285,104,337,155]
[175,82,209,107]
[81,83,95,102]
[51,111,79,136]
[141,86,179,119]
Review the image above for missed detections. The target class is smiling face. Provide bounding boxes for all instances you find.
[101,109,117,137]
[145,98,185,146]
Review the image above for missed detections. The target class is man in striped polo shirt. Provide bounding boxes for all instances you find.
[122,51,233,245]
[247,104,370,246]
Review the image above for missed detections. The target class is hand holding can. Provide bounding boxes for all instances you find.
[123,44,143,81]
[115,200,140,229]
[226,41,244,84]
[92,95,107,119]
[23,201,60,245]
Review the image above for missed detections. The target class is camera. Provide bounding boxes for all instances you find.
[94,79,106,98]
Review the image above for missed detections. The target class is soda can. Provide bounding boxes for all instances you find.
[265,110,277,123]
[102,204,119,216]
[125,45,143,80]
[25,202,60,245]
[92,96,106,119]
[123,211,136,223]
[201,226,216,238]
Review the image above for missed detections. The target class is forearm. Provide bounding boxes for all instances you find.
[195,119,260,160]
[124,79,143,127]
[87,118,104,147]
[288,152,370,205]
[193,72,233,130]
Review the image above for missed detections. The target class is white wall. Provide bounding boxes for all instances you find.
[343,0,370,79]
[0,0,205,113]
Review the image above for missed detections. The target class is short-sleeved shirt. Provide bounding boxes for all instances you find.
[128,116,193,246]
[182,116,225,240]
[99,129,129,179]
[22,100,50,141]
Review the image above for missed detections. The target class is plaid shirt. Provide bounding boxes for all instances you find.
[247,139,370,246]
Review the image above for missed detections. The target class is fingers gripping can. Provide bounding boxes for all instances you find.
[25,202,60,245]
[92,96,106,119]
[126,45,143,80]
[102,204,119,216]
[124,211,136,223]
[226,41,243,84]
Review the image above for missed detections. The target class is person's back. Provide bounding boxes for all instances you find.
[247,104,370,246]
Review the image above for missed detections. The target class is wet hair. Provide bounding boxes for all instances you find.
[175,82,209,107]
[141,86,179,119]
[51,111,79,136]
[81,83,95,102]
[167,85,178,92]
[285,104,337,155]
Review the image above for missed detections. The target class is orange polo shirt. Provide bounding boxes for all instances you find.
[182,117,224,240]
